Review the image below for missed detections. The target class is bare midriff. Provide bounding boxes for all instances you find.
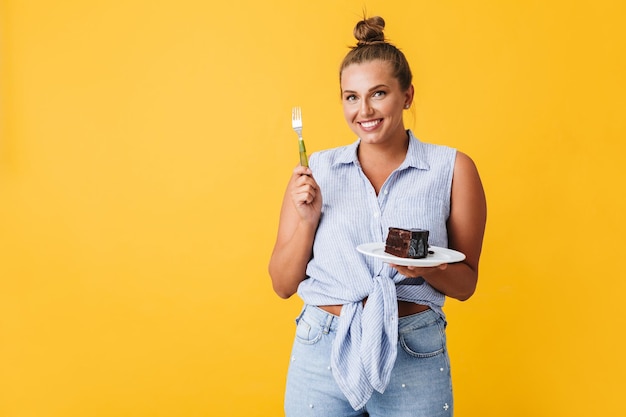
[317,300,430,317]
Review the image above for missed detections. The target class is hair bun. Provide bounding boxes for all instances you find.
[353,16,386,46]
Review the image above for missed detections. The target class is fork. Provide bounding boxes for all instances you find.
[291,106,308,167]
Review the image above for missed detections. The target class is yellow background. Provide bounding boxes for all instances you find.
[1,1,625,416]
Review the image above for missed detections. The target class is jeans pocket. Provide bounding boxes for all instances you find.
[399,318,446,358]
[295,316,323,345]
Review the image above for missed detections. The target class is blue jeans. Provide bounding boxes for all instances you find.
[284,305,453,417]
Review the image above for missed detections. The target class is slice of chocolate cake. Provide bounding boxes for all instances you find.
[385,227,430,259]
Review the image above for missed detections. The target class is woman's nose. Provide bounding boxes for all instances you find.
[359,99,373,116]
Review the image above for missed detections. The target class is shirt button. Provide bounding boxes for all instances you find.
[384,189,389,195]
[373,212,380,218]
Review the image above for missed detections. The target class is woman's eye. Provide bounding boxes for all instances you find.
[345,94,357,102]
[373,91,386,98]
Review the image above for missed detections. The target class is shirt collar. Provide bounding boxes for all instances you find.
[332,129,431,171]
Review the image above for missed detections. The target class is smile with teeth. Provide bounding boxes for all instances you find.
[359,119,382,129]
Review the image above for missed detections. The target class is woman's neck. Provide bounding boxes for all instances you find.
[357,130,409,194]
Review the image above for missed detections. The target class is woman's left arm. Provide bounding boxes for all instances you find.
[393,151,487,301]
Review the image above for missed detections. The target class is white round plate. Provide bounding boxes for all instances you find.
[357,242,465,267]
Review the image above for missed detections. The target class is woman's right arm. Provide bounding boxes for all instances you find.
[268,165,322,298]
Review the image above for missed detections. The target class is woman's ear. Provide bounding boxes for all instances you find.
[404,84,415,108]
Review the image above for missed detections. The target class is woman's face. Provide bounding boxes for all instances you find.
[340,60,413,145]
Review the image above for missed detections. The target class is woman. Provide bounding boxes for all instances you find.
[269,16,486,416]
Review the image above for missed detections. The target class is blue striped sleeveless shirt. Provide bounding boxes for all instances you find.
[297,130,457,410]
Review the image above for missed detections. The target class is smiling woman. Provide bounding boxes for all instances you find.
[4,1,624,416]
[268,15,487,416]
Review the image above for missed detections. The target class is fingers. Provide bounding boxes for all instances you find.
[293,165,312,177]
[390,262,448,278]
[404,264,447,272]
[292,185,317,205]
[289,167,319,207]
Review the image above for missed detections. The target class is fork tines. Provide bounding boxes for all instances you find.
[291,106,302,130]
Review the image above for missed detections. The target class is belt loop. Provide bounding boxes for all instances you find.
[322,310,334,334]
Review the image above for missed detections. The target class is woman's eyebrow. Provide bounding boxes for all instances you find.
[342,84,389,94]
[368,84,388,91]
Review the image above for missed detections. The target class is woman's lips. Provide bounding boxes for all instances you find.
[358,119,383,130]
